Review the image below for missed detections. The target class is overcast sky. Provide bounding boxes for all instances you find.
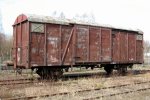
[0,0,150,41]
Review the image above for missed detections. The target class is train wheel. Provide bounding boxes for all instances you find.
[36,68,41,77]
[36,68,48,79]
[104,66,113,75]
[64,68,69,72]
[16,68,22,75]
[53,69,63,80]
[36,68,63,80]
[117,66,127,76]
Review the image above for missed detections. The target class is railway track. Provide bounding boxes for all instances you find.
[3,80,150,100]
[0,78,36,86]
[0,69,150,86]
[83,81,150,100]
[84,87,150,100]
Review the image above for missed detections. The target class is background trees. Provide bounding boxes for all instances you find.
[144,40,150,65]
[0,33,12,62]
[0,10,12,64]
[144,41,150,56]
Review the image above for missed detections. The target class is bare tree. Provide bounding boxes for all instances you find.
[73,12,96,23]
[82,13,88,21]
[144,40,150,65]
[0,33,13,63]
[144,40,150,56]
[59,12,65,19]
[0,9,4,33]
[0,33,6,59]
[52,11,57,17]
[88,12,96,23]
[0,10,13,65]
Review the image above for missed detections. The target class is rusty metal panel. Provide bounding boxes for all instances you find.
[13,21,29,68]
[76,25,89,62]
[61,25,73,64]
[16,25,21,47]
[14,14,28,25]
[46,24,60,65]
[120,32,128,62]
[112,31,143,63]
[112,31,120,62]
[17,17,22,24]
[136,34,143,63]
[16,24,22,65]
[89,27,101,62]
[30,27,45,66]
[13,14,29,68]
[12,26,17,68]
[21,22,28,67]
[101,28,111,62]
[128,33,136,62]
[112,31,128,63]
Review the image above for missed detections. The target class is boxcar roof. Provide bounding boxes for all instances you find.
[14,14,143,34]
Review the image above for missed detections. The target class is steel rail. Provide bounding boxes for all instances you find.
[4,80,150,100]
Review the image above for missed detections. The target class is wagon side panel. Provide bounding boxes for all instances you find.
[21,22,28,67]
[120,32,128,62]
[13,14,29,69]
[30,23,45,66]
[16,24,22,66]
[112,30,120,62]
[46,24,60,65]
[101,28,112,62]
[136,34,143,63]
[89,27,101,62]
[61,25,73,65]
[75,25,89,62]
[128,33,136,62]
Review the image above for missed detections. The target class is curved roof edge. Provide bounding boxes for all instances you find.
[13,14,28,25]
[13,14,143,34]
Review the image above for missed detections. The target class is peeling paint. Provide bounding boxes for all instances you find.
[50,55,58,62]
[48,37,58,48]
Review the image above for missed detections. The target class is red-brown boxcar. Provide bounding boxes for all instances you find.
[12,14,143,78]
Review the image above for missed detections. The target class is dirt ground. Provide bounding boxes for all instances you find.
[101,90,150,100]
[1,65,150,100]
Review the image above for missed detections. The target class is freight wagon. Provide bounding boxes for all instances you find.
[12,14,143,78]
